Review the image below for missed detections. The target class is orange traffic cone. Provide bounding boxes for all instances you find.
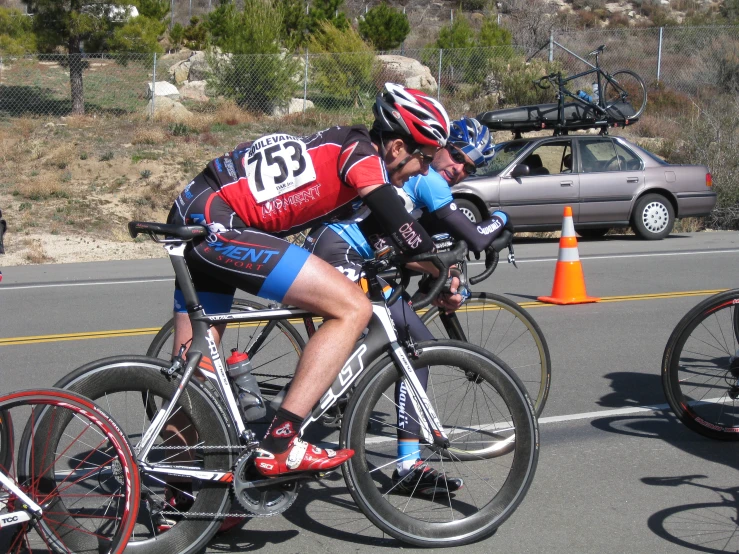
[538,206,600,305]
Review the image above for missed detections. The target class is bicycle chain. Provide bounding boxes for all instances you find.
[158,509,280,519]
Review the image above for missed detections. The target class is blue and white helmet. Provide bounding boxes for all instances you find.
[448,117,495,168]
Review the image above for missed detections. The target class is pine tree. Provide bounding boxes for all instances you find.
[358,2,409,51]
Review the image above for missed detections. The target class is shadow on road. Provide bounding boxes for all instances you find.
[592,369,739,552]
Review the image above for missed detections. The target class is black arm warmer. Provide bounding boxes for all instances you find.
[432,204,505,253]
[361,184,435,254]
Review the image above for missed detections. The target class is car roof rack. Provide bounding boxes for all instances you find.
[477,100,639,139]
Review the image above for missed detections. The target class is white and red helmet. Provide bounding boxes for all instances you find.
[373,83,450,148]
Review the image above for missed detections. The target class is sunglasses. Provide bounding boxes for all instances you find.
[410,147,436,165]
[447,146,477,175]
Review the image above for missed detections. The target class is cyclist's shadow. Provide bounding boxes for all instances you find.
[592,370,739,552]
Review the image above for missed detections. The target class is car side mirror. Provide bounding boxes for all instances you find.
[510,164,530,178]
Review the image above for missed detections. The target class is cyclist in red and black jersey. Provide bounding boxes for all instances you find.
[167,83,451,477]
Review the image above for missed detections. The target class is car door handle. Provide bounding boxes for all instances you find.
[560,181,573,187]
[626,177,639,183]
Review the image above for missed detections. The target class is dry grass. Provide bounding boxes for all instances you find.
[15,174,67,200]
[211,100,258,127]
[674,217,705,233]
[24,240,53,264]
[632,113,682,139]
[132,127,169,145]
[46,143,78,170]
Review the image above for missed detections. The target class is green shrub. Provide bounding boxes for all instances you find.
[491,56,560,106]
[358,3,410,51]
[207,0,300,114]
[0,7,37,55]
[169,23,184,49]
[309,21,376,106]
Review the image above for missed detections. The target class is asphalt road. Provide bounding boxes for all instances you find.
[1,230,739,553]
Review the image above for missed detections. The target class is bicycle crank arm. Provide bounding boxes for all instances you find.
[240,470,335,489]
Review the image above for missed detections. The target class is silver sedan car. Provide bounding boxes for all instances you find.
[450,134,716,239]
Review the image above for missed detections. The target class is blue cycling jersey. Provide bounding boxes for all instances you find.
[327,168,452,259]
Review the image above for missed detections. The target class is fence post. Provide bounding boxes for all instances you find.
[150,53,157,120]
[548,29,554,62]
[437,49,443,100]
[657,27,663,83]
[303,47,309,113]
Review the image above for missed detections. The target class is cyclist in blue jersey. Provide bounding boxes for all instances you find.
[305,117,511,496]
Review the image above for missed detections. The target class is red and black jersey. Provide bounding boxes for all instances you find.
[204,126,388,236]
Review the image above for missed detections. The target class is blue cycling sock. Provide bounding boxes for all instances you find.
[397,440,420,475]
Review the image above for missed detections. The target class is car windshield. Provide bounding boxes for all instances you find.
[479,141,530,176]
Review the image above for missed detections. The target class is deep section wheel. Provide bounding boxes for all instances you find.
[341,341,538,546]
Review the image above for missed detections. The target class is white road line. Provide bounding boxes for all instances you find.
[0,278,174,290]
[337,398,727,447]
[538,402,669,424]
[1,248,738,290]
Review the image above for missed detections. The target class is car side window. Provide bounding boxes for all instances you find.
[614,142,642,171]
[521,141,572,177]
[579,138,619,173]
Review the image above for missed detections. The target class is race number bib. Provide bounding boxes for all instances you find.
[245,134,317,204]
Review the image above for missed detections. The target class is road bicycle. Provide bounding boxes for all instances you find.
[53,220,539,552]
[661,288,739,440]
[533,44,647,134]
[0,388,140,553]
[146,233,551,418]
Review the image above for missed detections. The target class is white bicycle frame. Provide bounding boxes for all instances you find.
[135,243,450,482]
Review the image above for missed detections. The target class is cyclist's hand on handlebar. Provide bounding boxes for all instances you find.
[433,268,465,314]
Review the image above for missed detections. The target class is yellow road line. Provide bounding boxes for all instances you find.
[0,289,728,346]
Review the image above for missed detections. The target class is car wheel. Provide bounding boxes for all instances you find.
[577,228,609,239]
[632,193,675,240]
[454,198,482,223]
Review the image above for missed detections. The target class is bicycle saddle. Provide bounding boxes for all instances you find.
[589,45,606,56]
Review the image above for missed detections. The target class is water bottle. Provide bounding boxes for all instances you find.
[226,349,266,421]
[592,82,599,102]
[577,90,592,103]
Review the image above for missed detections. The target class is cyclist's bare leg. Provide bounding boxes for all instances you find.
[171,317,226,361]
[280,254,373,417]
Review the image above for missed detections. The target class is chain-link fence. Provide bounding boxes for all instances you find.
[2,25,737,122]
[549,25,739,99]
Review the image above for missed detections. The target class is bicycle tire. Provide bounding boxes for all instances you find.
[603,69,647,119]
[3,388,140,554]
[662,288,739,440]
[0,409,11,474]
[341,340,539,547]
[53,356,239,554]
[147,298,304,402]
[421,292,551,417]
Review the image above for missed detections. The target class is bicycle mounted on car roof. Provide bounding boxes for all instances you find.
[477,44,647,138]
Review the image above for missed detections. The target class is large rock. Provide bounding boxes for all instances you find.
[179,80,209,102]
[376,55,437,91]
[146,96,192,121]
[272,98,315,118]
[169,59,191,85]
[146,81,180,101]
[188,51,211,81]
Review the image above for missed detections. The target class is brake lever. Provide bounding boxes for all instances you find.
[508,244,518,268]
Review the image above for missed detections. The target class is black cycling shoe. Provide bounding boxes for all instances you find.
[391,460,463,497]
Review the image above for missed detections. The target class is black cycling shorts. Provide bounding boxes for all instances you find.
[168,171,310,312]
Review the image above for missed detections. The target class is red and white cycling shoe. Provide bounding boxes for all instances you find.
[255,436,354,477]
